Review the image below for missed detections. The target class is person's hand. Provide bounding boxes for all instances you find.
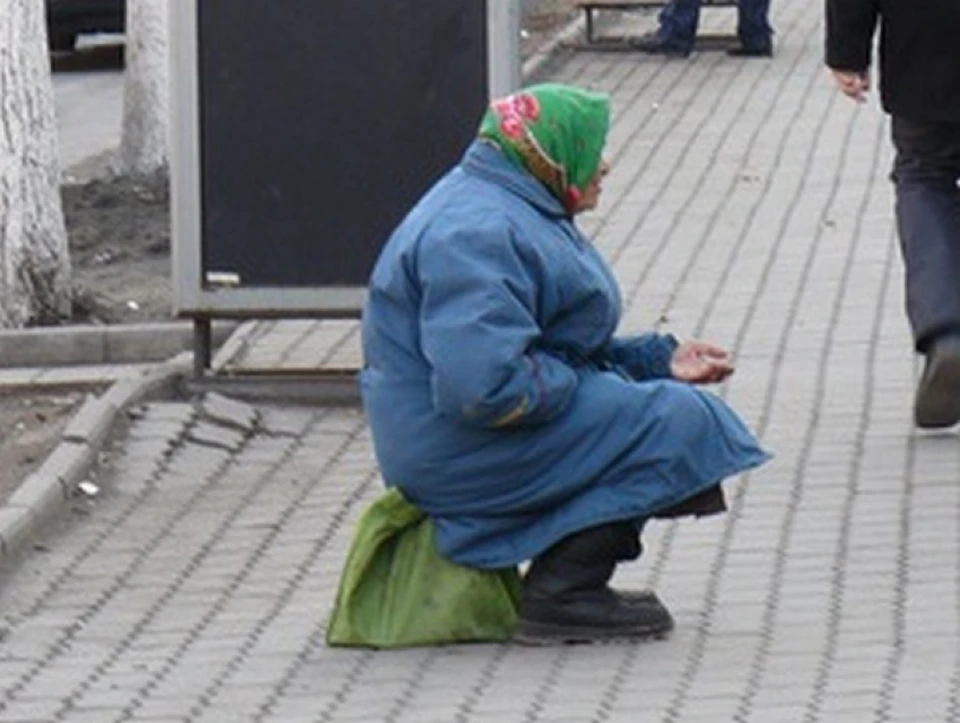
[831,69,870,103]
[670,340,735,384]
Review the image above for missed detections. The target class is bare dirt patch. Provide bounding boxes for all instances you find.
[0,390,87,504]
[64,171,173,325]
[0,174,171,506]
[0,176,170,505]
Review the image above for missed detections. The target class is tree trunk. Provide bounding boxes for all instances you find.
[119,0,168,176]
[0,0,72,328]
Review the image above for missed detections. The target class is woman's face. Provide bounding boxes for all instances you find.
[574,159,610,214]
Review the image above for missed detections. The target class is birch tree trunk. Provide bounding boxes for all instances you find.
[119,0,168,176]
[0,0,72,328]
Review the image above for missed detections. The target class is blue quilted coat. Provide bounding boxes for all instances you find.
[360,141,770,569]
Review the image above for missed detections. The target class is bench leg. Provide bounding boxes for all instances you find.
[585,8,595,44]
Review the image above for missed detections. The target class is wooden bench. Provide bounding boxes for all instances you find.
[576,0,738,46]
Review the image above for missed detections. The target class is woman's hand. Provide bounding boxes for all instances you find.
[670,340,735,384]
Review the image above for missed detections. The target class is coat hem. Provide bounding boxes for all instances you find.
[449,448,772,570]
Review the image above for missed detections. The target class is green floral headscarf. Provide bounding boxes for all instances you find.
[478,83,611,212]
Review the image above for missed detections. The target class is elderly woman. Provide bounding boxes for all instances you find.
[360,83,769,644]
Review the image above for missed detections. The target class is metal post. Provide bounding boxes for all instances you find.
[193,317,212,378]
[487,0,521,97]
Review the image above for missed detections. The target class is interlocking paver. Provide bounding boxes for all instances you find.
[1,2,959,721]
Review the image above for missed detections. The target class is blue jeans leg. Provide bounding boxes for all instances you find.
[657,0,701,52]
[736,0,773,50]
[891,117,960,351]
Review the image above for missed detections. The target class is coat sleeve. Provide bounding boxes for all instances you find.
[417,219,579,429]
[825,0,879,72]
[603,333,678,381]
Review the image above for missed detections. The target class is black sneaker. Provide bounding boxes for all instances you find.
[915,334,960,429]
[630,33,691,58]
[514,588,675,645]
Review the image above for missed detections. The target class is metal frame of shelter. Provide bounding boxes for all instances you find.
[169,1,521,378]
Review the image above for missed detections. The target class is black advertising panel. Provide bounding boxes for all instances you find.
[196,0,489,288]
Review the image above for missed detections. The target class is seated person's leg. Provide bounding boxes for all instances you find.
[729,0,774,56]
[516,520,675,644]
[515,380,763,644]
[633,0,701,56]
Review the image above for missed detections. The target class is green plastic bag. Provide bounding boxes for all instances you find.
[326,489,521,648]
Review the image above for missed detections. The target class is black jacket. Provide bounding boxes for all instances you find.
[825,0,960,122]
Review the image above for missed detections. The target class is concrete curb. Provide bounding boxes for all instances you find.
[0,351,192,560]
[0,321,237,369]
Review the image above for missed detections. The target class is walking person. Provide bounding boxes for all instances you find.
[358,83,770,644]
[633,0,773,57]
[826,0,960,429]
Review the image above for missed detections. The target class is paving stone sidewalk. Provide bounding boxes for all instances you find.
[3,2,960,721]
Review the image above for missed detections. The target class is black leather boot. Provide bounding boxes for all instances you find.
[515,522,674,645]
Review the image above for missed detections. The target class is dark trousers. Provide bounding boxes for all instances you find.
[890,117,960,352]
[657,0,773,52]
